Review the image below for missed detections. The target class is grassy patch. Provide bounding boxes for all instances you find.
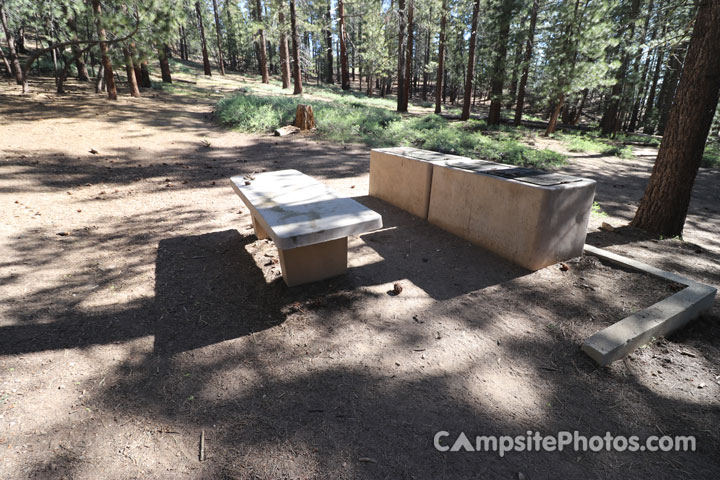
[215,92,566,169]
[614,133,661,146]
[591,201,608,218]
[701,142,720,168]
[560,134,634,159]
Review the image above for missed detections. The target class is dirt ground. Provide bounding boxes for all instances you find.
[1,74,719,480]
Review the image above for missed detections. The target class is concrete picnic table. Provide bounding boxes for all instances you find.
[230,169,382,286]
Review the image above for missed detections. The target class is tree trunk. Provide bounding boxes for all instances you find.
[505,30,525,110]
[487,0,514,125]
[461,0,481,120]
[358,21,363,92]
[0,1,23,85]
[656,43,685,136]
[631,0,720,236]
[57,45,89,94]
[544,94,564,135]
[16,25,25,53]
[513,0,538,126]
[627,0,656,132]
[628,48,655,131]
[139,60,151,87]
[180,24,188,60]
[295,104,315,129]
[338,0,350,90]
[66,13,90,81]
[421,31,429,100]
[434,0,447,114]
[278,4,290,89]
[396,0,406,110]
[195,1,212,76]
[642,46,664,133]
[122,46,140,97]
[253,0,268,82]
[212,0,225,75]
[91,0,117,99]
[95,63,106,93]
[0,40,12,77]
[572,88,589,124]
[290,0,302,94]
[324,1,333,83]
[599,0,641,135]
[399,0,414,112]
[159,45,172,83]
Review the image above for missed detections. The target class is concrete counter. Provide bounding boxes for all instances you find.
[369,147,596,270]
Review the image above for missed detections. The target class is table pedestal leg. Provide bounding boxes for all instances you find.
[278,237,348,286]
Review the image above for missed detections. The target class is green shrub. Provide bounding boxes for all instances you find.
[701,142,720,168]
[215,92,567,169]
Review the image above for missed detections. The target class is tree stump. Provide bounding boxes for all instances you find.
[294,104,316,130]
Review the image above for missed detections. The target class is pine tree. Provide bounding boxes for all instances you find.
[631,0,720,235]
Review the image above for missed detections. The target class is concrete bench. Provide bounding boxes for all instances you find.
[230,169,383,286]
[369,147,596,271]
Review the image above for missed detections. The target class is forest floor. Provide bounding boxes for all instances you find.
[1,68,719,480]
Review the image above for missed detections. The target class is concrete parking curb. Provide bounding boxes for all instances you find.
[581,244,716,366]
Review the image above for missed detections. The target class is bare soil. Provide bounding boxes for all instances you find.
[1,74,719,480]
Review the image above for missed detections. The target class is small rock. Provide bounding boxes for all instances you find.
[698,383,707,389]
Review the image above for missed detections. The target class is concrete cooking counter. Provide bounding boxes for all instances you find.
[369,147,596,271]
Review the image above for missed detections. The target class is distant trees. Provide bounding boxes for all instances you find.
[0,0,709,150]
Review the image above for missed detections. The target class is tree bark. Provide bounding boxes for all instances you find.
[513,0,538,125]
[91,0,117,99]
[159,45,172,83]
[0,1,23,84]
[195,1,212,76]
[95,63,105,93]
[656,43,685,135]
[421,30,429,100]
[277,3,290,88]
[294,104,315,129]
[180,24,188,60]
[139,60,151,87]
[487,0,514,125]
[212,0,225,75]
[544,94,565,135]
[122,46,140,97]
[399,0,414,112]
[434,0,447,114]
[254,0,268,82]
[324,0,333,83]
[642,46,664,133]
[505,29,525,110]
[290,0,302,94]
[631,0,720,236]
[66,13,90,81]
[16,25,25,53]
[338,0,350,90]
[0,39,12,77]
[627,0,656,132]
[461,0,481,120]
[572,88,589,125]
[396,0,406,110]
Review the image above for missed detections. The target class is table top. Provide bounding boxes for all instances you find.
[230,170,383,250]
